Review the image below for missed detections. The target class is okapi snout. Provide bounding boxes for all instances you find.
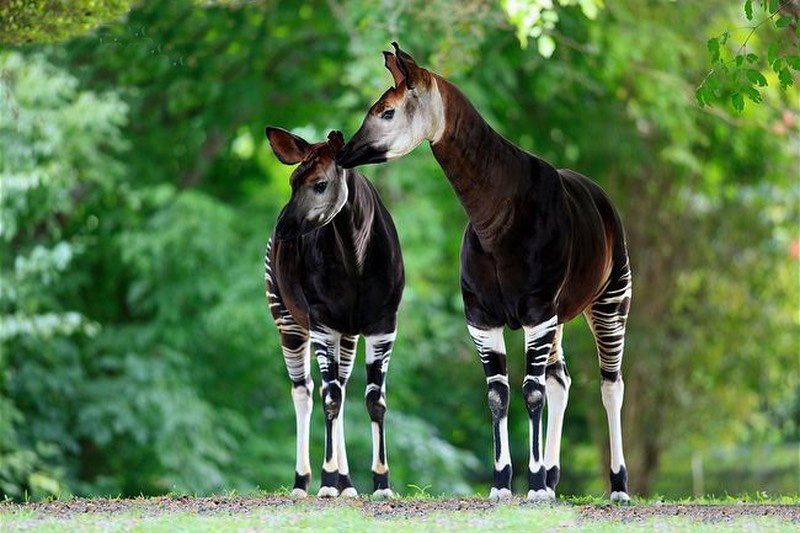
[335,138,387,168]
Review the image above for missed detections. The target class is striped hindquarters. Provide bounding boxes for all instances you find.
[266,237,310,385]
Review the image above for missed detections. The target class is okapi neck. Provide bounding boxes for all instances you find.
[430,77,531,248]
[331,169,375,271]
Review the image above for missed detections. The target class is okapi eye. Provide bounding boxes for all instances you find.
[380,109,395,120]
[313,181,328,194]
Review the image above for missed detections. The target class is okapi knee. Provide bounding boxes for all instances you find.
[365,388,386,423]
[322,382,343,421]
[487,381,510,421]
[522,379,545,415]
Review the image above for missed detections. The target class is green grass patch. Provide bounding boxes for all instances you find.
[3,502,799,532]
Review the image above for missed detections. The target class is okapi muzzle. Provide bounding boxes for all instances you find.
[266,127,348,242]
[335,131,387,168]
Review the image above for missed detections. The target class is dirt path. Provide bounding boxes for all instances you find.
[2,495,799,523]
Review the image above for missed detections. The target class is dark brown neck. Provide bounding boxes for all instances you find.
[332,169,375,271]
[430,77,534,246]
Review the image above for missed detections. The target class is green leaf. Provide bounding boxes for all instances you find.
[537,35,556,58]
[746,69,768,86]
[731,92,744,112]
[695,86,706,107]
[707,37,720,63]
[778,66,794,88]
[786,55,800,70]
[769,0,779,13]
[744,0,753,20]
[775,16,794,28]
[746,53,758,64]
[768,42,779,65]
[736,54,745,67]
[744,86,762,103]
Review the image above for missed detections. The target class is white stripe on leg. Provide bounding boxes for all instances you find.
[601,378,626,473]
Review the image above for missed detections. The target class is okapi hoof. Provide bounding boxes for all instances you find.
[317,486,339,498]
[526,489,555,502]
[372,488,394,500]
[339,487,358,498]
[488,487,512,501]
[290,488,308,499]
[610,491,631,504]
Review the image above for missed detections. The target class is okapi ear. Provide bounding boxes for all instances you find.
[265,126,311,165]
[327,130,344,152]
[383,51,405,88]
[392,41,424,90]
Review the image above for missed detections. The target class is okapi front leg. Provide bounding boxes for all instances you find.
[523,314,559,501]
[544,324,571,498]
[310,324,342,498]
[336,334,359,497]
[364,331,396,498]
[466,325,512,501]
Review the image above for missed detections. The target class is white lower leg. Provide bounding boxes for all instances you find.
[370,419,387,474]
[336,397,357,497]
[291,383,313,497]
[601,378,629,502]
[336,394,350,476]
[488,414,512,501]
[601,378,625,472]
[544,373,570,496]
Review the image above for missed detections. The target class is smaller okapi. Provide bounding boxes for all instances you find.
[264,127,404,499]
[337,43,633,502]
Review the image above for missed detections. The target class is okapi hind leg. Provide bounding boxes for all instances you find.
[336,334,359,497]
[544,324,571,498]
[586,260,632,504]
[364,330,396,499]
[266,241,313,498]
[466,325,512,501]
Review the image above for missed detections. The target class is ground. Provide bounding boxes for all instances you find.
[2,495,799,532]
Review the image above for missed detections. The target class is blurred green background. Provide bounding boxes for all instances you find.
[1,0,798,501]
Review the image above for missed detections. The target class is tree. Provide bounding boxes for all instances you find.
[0,0,132,44]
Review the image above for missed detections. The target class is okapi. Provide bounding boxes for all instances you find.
[264,127,404,499]
[337,43,632,503]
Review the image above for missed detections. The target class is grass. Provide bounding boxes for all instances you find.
[2,504,797,532]
[3,496,800,532]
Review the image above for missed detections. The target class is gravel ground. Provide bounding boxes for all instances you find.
[2,495,799,523]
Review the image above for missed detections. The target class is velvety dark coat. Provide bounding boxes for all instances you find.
[268,169,404,337]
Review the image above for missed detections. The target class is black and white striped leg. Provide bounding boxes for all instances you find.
[586,263,632,504]
[544,324,570,498]
[365,331,395,499]
[310,324,343,498]
[467,325,512,501]
[336,334,358,498]
[523,314,559,502]
[266,240,313,499]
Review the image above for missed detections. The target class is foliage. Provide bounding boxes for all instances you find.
[0,0,133,45]
[698,0,800,111]
[1,0,798,501]
[502,0,602,57]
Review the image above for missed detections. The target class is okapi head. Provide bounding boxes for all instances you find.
[336,42,445,168]
[266,127,348,241]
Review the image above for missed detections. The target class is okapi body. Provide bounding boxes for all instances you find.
[265,128,404,499]
[337,43,632,502]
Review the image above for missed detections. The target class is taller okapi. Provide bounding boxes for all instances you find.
[265,127,403,499]
[337,43,633,503]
